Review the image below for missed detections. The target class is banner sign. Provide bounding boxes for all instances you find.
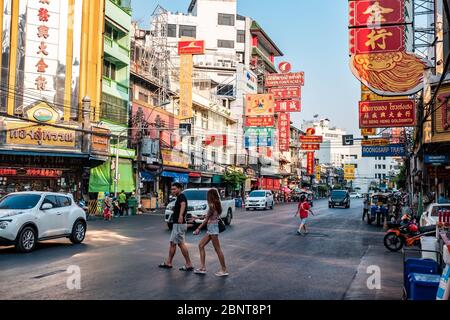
[361,139,390,146]
[301,144,321,151]
[178,40,205,55]
[349,25,405,55]
[300,135,323,144]
[349,0,409,28]
[245,94,275,116]
[179,54,193,119]
[278,113,291,152]
[275,100,301,113]
[245,116,275,127]
[267,87,301,100]
[6,122,76,148]
[344,164,356,181]
[306,152,315,175]
[359,100,416,128]
[362,144,407,157]
[265,72,305,87]
[244,128,273,148]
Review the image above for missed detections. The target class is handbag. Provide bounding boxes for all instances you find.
[218,218,226,233]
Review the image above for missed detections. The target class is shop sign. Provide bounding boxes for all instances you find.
[275,100,301,113]
[361,139,390,146]
[424,155,449,165]
[0,168,17,176]
[6,122,76,148]
[178,40,205,55]
[179,54,193,119]
[349,25,405,55]
[278,62,292,74]
[267,87,301,100]
[306,152,315,176]
[348,0,410,28]
[244,128,273,148]
[0,168,63,178]
[91,127,110,155]
[278,113,291,152]
[265,72,305,88]
[245,94,275,116]
[316,166,321,181]
[359,100,416,128]
[437,89,450,131]
[301,144,321,151]
[162,149,189,169]
[362,144,407,157]
[344,165,356,181]
[362,128,377,136]
[245,116,275,127]
[110,147,136,159]
[300,136,323,143]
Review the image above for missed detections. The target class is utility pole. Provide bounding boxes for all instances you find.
[135,107,144,208]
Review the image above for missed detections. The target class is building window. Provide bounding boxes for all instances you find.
[212,151,217,164]
[168,24,177,37]
[237,30,245,43]
[383,165,386,170]
[139,91,149,103]
[105,24,119,41]
[101,93,128,125]
[237,14,246,21]
[217,84,234,96]
[179,25,196,38]
[103,61,116,80]
[218,13,235,26]
[218,39,235,48]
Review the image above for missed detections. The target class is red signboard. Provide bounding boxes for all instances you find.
[307,152,315,176]
[178,40,205,55]
[245,116,275,127]
[0,168,62,177]
[0,168,17,176]
[265,72,305,88]
[349,0,406,27]
[300,136,323,144]
[275,100,301,113]
[359,100,416,128]
[349,26,405,55]
[278,113,291,152]
[204,134,228,147]
[301,144,321,151]
[267,87,301,100]
[278,62,292,74]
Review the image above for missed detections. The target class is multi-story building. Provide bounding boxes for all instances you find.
[0,0,110,199]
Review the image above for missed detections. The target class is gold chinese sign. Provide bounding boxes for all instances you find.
[162,149,189,169]
[6,122,76,148]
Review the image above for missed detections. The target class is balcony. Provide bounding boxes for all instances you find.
[106,0,132,28]
[103,76,130,101]
[104,36,130,66]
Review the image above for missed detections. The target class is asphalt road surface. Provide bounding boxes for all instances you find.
[0,199,403,300]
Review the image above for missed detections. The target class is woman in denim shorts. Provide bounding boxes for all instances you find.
[193,189,228,277]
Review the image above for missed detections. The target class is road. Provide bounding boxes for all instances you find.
[0,199,403,300]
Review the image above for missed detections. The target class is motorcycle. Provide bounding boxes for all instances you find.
[383,216,436,252]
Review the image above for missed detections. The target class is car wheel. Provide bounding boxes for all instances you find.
[225,209,232,226]
[15,226,37,253]
[167,223,173,230]
[264,202,268,211]
[270,202,274,210]
[70,220,87,244]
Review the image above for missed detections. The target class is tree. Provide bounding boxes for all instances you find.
[393,164,407,190]
[223,170,247,193]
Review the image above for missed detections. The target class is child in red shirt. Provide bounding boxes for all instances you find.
[295,195,315,235]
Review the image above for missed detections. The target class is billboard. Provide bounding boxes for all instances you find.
[275,100,301,113]
[362,144,407,157]
[265,72,305,88]
[245,94,275,116]
[245,116,275,127]
[359,100,416,128]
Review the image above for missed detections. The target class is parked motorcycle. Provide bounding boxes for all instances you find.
[383,215,436,252]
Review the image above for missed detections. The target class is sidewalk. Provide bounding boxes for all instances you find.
[344,245,403,300]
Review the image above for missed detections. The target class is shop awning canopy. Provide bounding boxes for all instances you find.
[161,171,189,184]
[89,159,136,193]
[0,149,89,158]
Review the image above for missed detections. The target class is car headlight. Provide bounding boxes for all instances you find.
[0,220,11,230]
[193,204,207,211]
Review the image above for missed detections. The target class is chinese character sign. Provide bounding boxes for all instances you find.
[349,0,409,27]
[245,116,275,127]
[275,100,301,113]
[268,87,301,100]
[306,152,315,176]
[278,113,290,152]
[349,26,405,55]
[179,54,194,119]
[359,100,416,128]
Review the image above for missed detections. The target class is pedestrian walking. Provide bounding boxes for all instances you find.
[159,183,194,272]
[295,195,315,235]
[103,193,113,221]
[118,190,127,216]
[112,197,121,218]
[193,189,229,277]
[363,194,370,221]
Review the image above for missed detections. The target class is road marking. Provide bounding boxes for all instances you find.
[32,269,66,279]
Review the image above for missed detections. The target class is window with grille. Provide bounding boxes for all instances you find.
[218,40,234,48]
[237,30,245,43]
[101,93,128,125]
[103,61,116,80]
[179,25,196,38]
[168,24,177,37]
[218,13,235,26]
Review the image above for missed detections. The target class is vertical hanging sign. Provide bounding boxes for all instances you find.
[278,113,290,152]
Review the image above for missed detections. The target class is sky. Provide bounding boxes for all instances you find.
[131,0,361,135]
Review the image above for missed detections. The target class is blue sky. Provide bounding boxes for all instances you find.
[131,0,360,134]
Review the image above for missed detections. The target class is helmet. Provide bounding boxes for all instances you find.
[408,224,419,233]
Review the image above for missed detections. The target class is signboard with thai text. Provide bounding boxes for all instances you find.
[362,144,407,157]
[178,40,205,55]
[245,116,275,127]
[359,100,416,128]
[265,72,305,88]
[300,136,323,144]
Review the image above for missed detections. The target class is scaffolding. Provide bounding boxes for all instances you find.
[414,0,436,60]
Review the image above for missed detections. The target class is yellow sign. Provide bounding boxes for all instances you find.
[162,149,189,169]
[25,101,62,123]
[6,122,76,147]
[361,128,377,136]
[361,84,408,102]
[315,166,321,181]
[361,138,390,146]
[179,54,193,120]
[245,94,275,116]
[344,164,356,181]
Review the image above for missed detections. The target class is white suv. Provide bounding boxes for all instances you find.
[0,192,87,253]
[246,190,275,211]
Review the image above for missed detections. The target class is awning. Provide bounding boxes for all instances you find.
[161,171,189,184]
[0,149,88,158]
[141,171,155,182]
[89,159,135,193]
[212,175,222,184]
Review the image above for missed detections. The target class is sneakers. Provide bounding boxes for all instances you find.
[215,271,229,277]
[194,269,207,275]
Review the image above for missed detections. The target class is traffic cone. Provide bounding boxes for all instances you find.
[383,216,388,230]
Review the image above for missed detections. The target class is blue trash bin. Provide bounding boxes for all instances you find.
[404,259,440,299]
[409,273,441,301]
[235,198,242,208]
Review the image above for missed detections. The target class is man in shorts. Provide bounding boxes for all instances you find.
[296,195,315,235]
[159,183,194,272]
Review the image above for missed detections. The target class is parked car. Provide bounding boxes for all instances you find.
[419,203,450,227]
[0,192,87,253]
[246,190,275,211]
[350,192,363,199]
[329,190,351,209]
[165,188,234,230]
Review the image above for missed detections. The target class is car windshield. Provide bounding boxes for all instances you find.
[0,194,41,210]
[431,205,450,217]
[183,190,208,201]
[249,191,266,197]
[331,191,347,198]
